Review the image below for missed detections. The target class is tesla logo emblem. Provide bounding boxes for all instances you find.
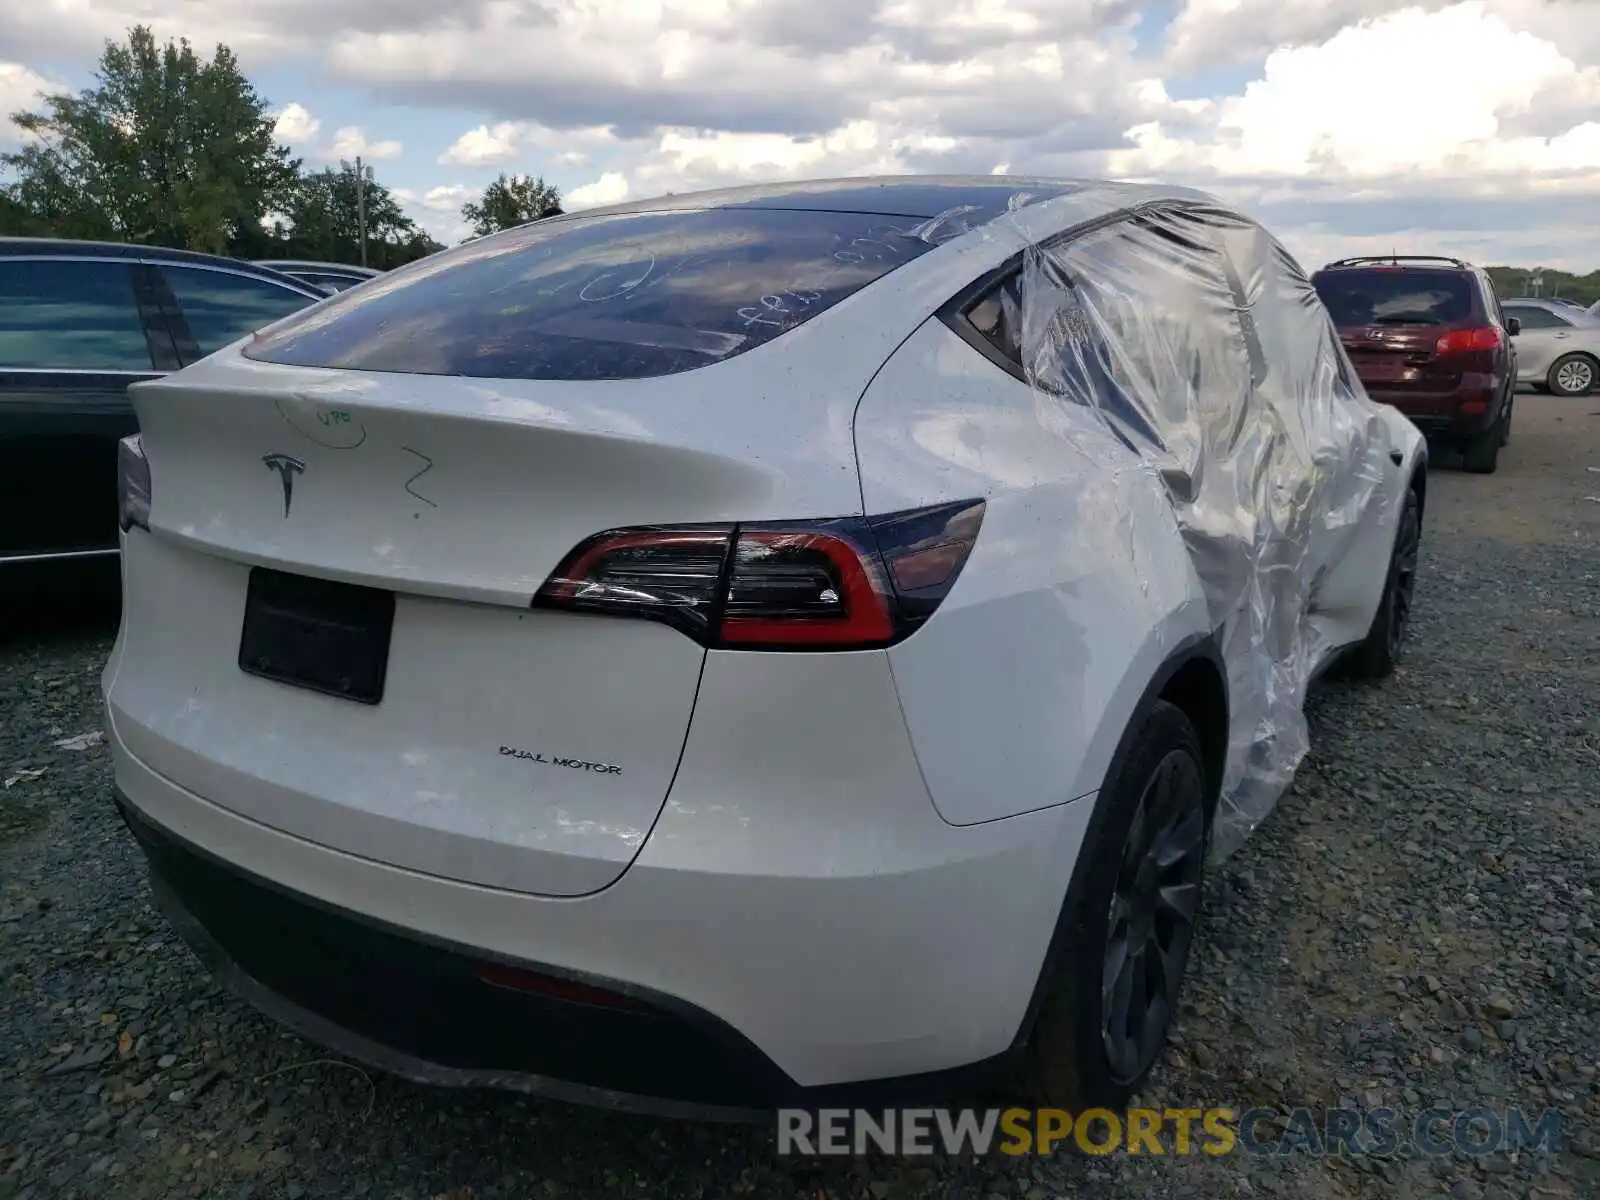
[1367,329,1386,340]
[262,453,305,517]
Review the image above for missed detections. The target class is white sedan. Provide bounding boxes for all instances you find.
[103,175,1425,1117]
[1503,297,1600,396]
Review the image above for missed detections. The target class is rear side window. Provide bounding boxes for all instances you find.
[0,258,153,371]
[1312,269,1476,327]
[160,266,318,359]
[965,271,1025,367]
[243,208,940,381]
[1505,305,1570,330]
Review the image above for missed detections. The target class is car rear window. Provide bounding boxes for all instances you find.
[243,208,940,381]
[1312,269,1476,327]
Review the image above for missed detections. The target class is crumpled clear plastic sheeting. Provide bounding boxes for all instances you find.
[1000,197,1395,859]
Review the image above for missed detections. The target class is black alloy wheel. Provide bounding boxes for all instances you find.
[1100,746,1208,1084]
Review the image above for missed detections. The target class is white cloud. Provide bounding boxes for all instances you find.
[5,0,1600,266]
[403,183,475,212]
[0,62,61,148]
[438,120,626,169]
[565,171,630,209]
[1162,0,1598,74]
[438,122,521,167]
[393,183,476,244]
[1115,4,1600,186]
[272,101,402,163]
[271,100,321,144]
[329,125,402,161]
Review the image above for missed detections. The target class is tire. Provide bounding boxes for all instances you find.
[1346,486,1421,680]
[1460,420,1501,474]
[1011,700,1210,1108]
[1500,394,1513,446]
[1547,353,1598,398]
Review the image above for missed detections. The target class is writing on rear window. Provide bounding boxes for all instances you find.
[1313,270,1474,328]
[244,209,939,382]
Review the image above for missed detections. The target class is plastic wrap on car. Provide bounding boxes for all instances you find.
[979,195,1398,859]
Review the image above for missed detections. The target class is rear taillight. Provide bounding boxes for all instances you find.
[1435,326,1502,355]
[116,435,151,532]
[534,500,985,650]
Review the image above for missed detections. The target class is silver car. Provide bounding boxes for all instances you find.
[1502,298,1600,396]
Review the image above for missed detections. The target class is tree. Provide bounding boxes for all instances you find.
[1485,265,1600,307]
[460,173,562,237]
[2,26,298,254]
[256,161,441,269]
[0,190,55,237]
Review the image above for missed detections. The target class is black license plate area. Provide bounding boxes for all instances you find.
[238,568,395,704]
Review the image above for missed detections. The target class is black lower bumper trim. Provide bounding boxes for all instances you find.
[115,792,1007,1120]
[1405,416,1465,439]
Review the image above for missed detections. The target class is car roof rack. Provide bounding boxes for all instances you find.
[1321,254,1471,270]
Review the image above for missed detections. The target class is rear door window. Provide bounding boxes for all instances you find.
[1505,305,1570,330]
[158,266,320,360]
[243,208,940,381]
[0,258,155,371]
[1312,269,1475,327]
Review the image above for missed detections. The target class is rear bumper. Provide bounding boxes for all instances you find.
[121,793,1024,1119]
[1365,380,1502,439]
[107,719,1091,1114]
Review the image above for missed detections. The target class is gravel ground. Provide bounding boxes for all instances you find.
[2,394,1597,1200]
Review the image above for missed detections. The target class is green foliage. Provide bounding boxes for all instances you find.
[460,173,563,238]
[0,191,53,237]
[1485,265,1600,307]
[0,24,441,268]
[1,25,298,253]
[263,162,442,268]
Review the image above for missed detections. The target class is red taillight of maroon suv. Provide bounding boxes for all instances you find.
[534,499,986,651]
[1434,326,1503,355]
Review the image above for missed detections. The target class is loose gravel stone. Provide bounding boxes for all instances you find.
[2,396,1597,1199]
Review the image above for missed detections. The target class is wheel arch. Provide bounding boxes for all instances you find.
[1007,630,1228,1052]
[1408,449,1428,524]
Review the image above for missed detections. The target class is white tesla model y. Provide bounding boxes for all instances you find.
[104,177,1425,1118]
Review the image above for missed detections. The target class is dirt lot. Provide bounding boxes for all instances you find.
[1,395,1596,1200]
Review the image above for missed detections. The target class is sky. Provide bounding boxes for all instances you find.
[1,0,1597,273]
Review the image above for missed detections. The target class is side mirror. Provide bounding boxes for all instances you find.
[1506,316,1521,336]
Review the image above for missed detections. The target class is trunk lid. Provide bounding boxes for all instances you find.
[1338,323,1460,394]
[111,344,872,896]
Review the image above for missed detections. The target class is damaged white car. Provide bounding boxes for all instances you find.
[103,176,1425,1117]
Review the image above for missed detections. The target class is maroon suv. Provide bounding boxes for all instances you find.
[1311,255,1518,474]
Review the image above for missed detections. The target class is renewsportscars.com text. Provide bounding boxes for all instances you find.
[776,1106,1562,1158]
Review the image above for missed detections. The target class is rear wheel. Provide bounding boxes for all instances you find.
[1347,486,1421,680]
[1548,353,1598,398]
[1460,418,1501,473]
[1014,700,1210,1108]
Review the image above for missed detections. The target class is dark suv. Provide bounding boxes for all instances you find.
[1,239,323,573]
[1311,255,1518,474]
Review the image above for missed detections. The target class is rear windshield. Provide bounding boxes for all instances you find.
[243,208,939,380]
[1312,269,1476,327]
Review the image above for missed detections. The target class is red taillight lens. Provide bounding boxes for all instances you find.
[1435,326,1501,355]
[721,526,896,647]
[535,528,731,641]
[533,500,985,650]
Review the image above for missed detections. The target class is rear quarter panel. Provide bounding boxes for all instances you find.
[853,318,1212,826]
